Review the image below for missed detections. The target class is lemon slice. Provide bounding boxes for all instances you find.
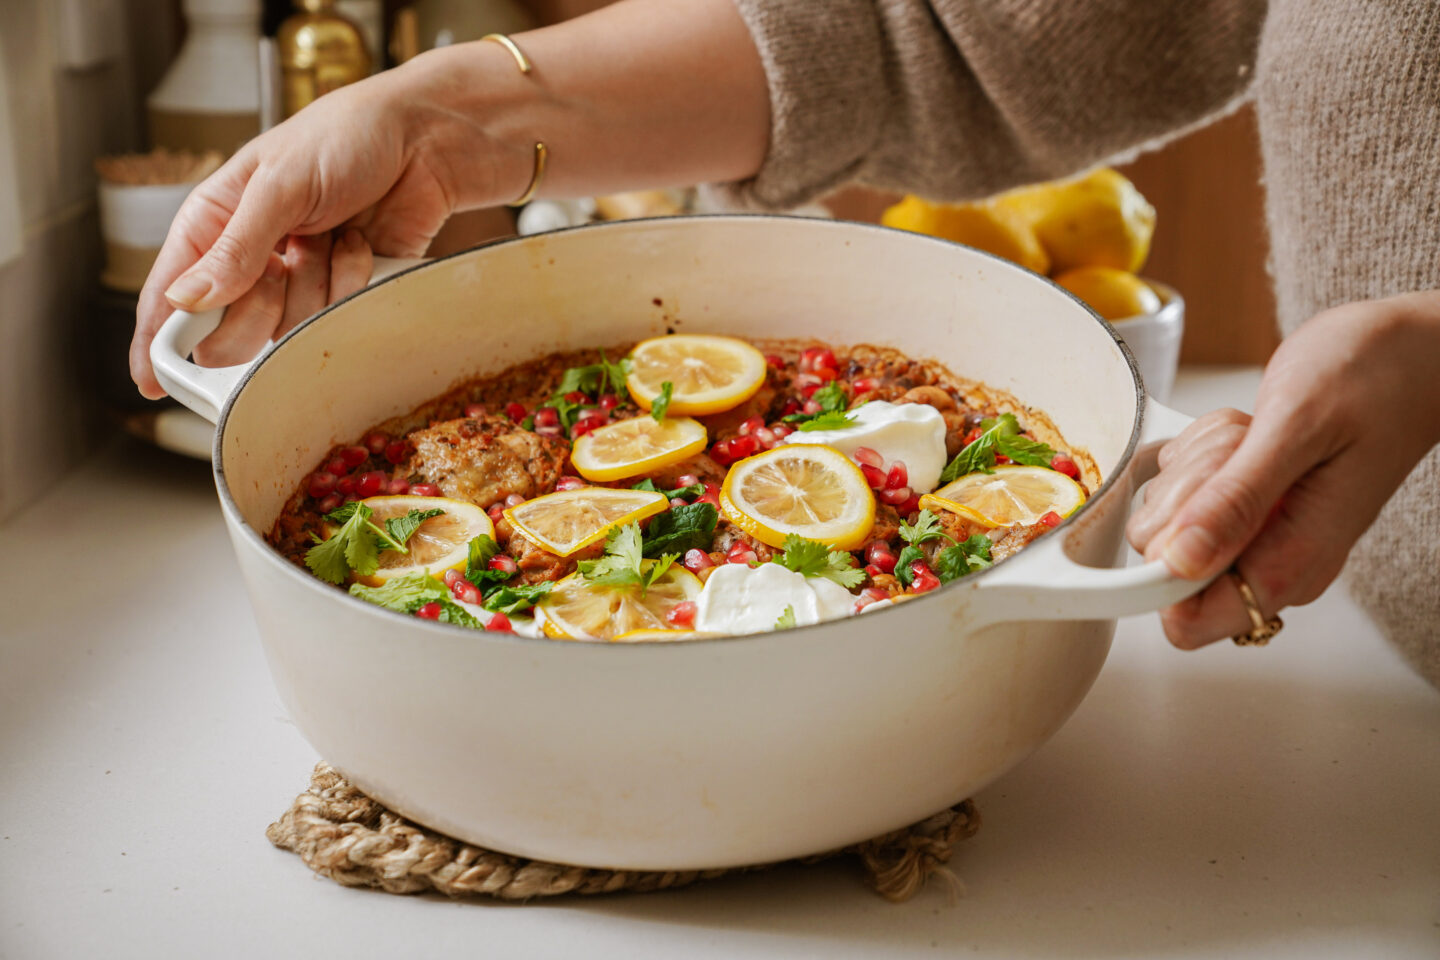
[719,444,875,550]
[920,465,1086,528]
[626,334,768,416]
[504,487,668,557]
[539,567,704,640]
[570,415,709,482]
[612,628,720,642]
[351,495,493,587]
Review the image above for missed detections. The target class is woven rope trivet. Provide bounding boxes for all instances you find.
[268,763,981,902]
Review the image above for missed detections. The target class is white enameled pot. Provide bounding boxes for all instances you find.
[152,216,1208,870]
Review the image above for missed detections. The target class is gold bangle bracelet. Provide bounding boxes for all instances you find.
[480,33,547,207]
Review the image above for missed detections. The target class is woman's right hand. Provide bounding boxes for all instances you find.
[129,47,533,398]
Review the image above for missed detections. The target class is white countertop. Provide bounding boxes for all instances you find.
[3,368,1437,959]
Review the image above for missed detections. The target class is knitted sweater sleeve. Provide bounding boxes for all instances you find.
[724,0,1264,208]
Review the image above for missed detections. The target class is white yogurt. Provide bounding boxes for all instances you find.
[694,562,856,635]
[784,400,949,493]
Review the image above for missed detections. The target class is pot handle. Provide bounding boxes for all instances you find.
[150,255,425,424]
[971,397,1212,622]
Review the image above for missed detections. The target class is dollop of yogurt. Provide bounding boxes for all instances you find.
[784,400,949,493]
[695,562,856,635]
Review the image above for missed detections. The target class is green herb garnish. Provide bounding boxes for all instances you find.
[940,413,1056,483]
[775,605,797,629]
[934,534,993,583]
[632,478,707,500]
[795,410,858,432]
[577,523,679,593]
[650,381,674,422]
[894,509,954,587]
[771,534,865,588]
[782,381,851,426]
[481,582,553,616]
[640,502,718,557]
[305,502,440,584]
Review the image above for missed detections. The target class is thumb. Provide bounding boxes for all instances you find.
[1151,422,1318,581]
[163,171,309,314]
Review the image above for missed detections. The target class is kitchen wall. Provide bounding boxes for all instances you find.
[0,0,177,522]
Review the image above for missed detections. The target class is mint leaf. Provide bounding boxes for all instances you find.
[898,509,951,547]
[775,605,797,630]
[635,478,706,500]
[463,533,513,589]
[796,410,857,432]
[941,413,1029,482]
[348,571,448,612]
[434,597,487,628]
[641,502,718,557]
[772,534,865,588]
[935,534,993,583]
[631,478,659,493]
[650,381,674,422]
[894,544,926,587]
[383,508,444,549]
[995,432,1056,468]
[482,582,552,615]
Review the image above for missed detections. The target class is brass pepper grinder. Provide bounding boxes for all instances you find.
[277,0,372,118]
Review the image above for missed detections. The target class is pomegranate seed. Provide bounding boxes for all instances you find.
[801,398,822,415]
[488,554,519,575]
[577,406,606,422]
[486,612,514,633]
[1051,454,1080,479]
[455,581,482,605]
[316,493,343,514]
[764,354,785,368]
[962,427,983,446]
[667,600,698,628]
[324,457,349,477]
[755,426,778,448]
[795,373,823,390]
[535,424,563,437]
[885,461,909,491]
[677,474,700,488]
[386,478,411,495]
[505,402,527,422]
[909,561,940,593]
[864,564,884,580]
[443,569,465,587]
[813,348,838,372]
[364,432,389,456]
[1039,511,1062,528]
[505,493,526,507]
[336,475,357,496]
[414,602,442,620]
[731,435,759,458]
[356,471,387,498]
[860,464,886,489]
[726,542,758,565]
[307,471,338,498]
[770,423,795,440]
[995,454,1013,465]
[464,403,487,419]
[863,587,890,604]
[899,494,922,516]
[555,476,586,491]
[865,541,898,573]
[487,503,505,524]
[738,415,765,436]
[697,483,722,509]
[683,548,714,573]
[598,393,620,411]
[852,377,881,394]
[533,407,560,428]
[710,438,739,467]
[800,347,837,373]
[570,421,598,438]
[383,440,408,464]
[813,366,838,383]
[410,483,441,497]
[879,485,912,506]
[781,399,802,416]
[853,447,883,468]
[340,445,368,468]
[669,497,687,509]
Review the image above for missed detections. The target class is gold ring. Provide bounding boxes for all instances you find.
[1229,567,1283,646]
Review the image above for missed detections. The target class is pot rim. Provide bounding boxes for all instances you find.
[211,214,1147,648]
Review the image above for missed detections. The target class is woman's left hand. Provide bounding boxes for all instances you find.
[1127,290,1440,648]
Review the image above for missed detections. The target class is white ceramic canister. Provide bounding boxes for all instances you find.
[147,0,262,155]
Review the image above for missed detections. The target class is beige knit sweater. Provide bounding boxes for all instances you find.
[727,0,1440,686]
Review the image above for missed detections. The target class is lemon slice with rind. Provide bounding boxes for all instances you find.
[570,415,708,482]
[921,465,1086,528]
[352,495,493,587]
[540,567,704,640]
[719,444,875,550]
[626,334,768,416]
[504,487,668,557]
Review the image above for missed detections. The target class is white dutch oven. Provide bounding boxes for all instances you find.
[152,216,1207,870]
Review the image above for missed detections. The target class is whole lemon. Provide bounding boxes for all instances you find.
[882,195,1051,275]
[995,169,1156,273]
[1053,266,1163,321]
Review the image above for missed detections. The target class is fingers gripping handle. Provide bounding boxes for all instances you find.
[150,256,424,424]
[972,398,1211,623]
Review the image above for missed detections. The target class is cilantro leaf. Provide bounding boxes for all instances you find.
[553,364,603,398]
[577,523,647,587]
[772,534,866,588]
[934,534,993,583]
[942,413,1040,482]
[795,410,858,432]
[894,544,926,587]
[481,582,552,616]
[631,478,659,493]
[348,571,447,613]
[598,349,633,396]
[643,553,679,590]
[640,502,718,557]
[812,381,849,414]
[650,381,674,422]
[383,508,444,549]
[775,605,797,630]
[898,509,951,547]
[304,502,380,584]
